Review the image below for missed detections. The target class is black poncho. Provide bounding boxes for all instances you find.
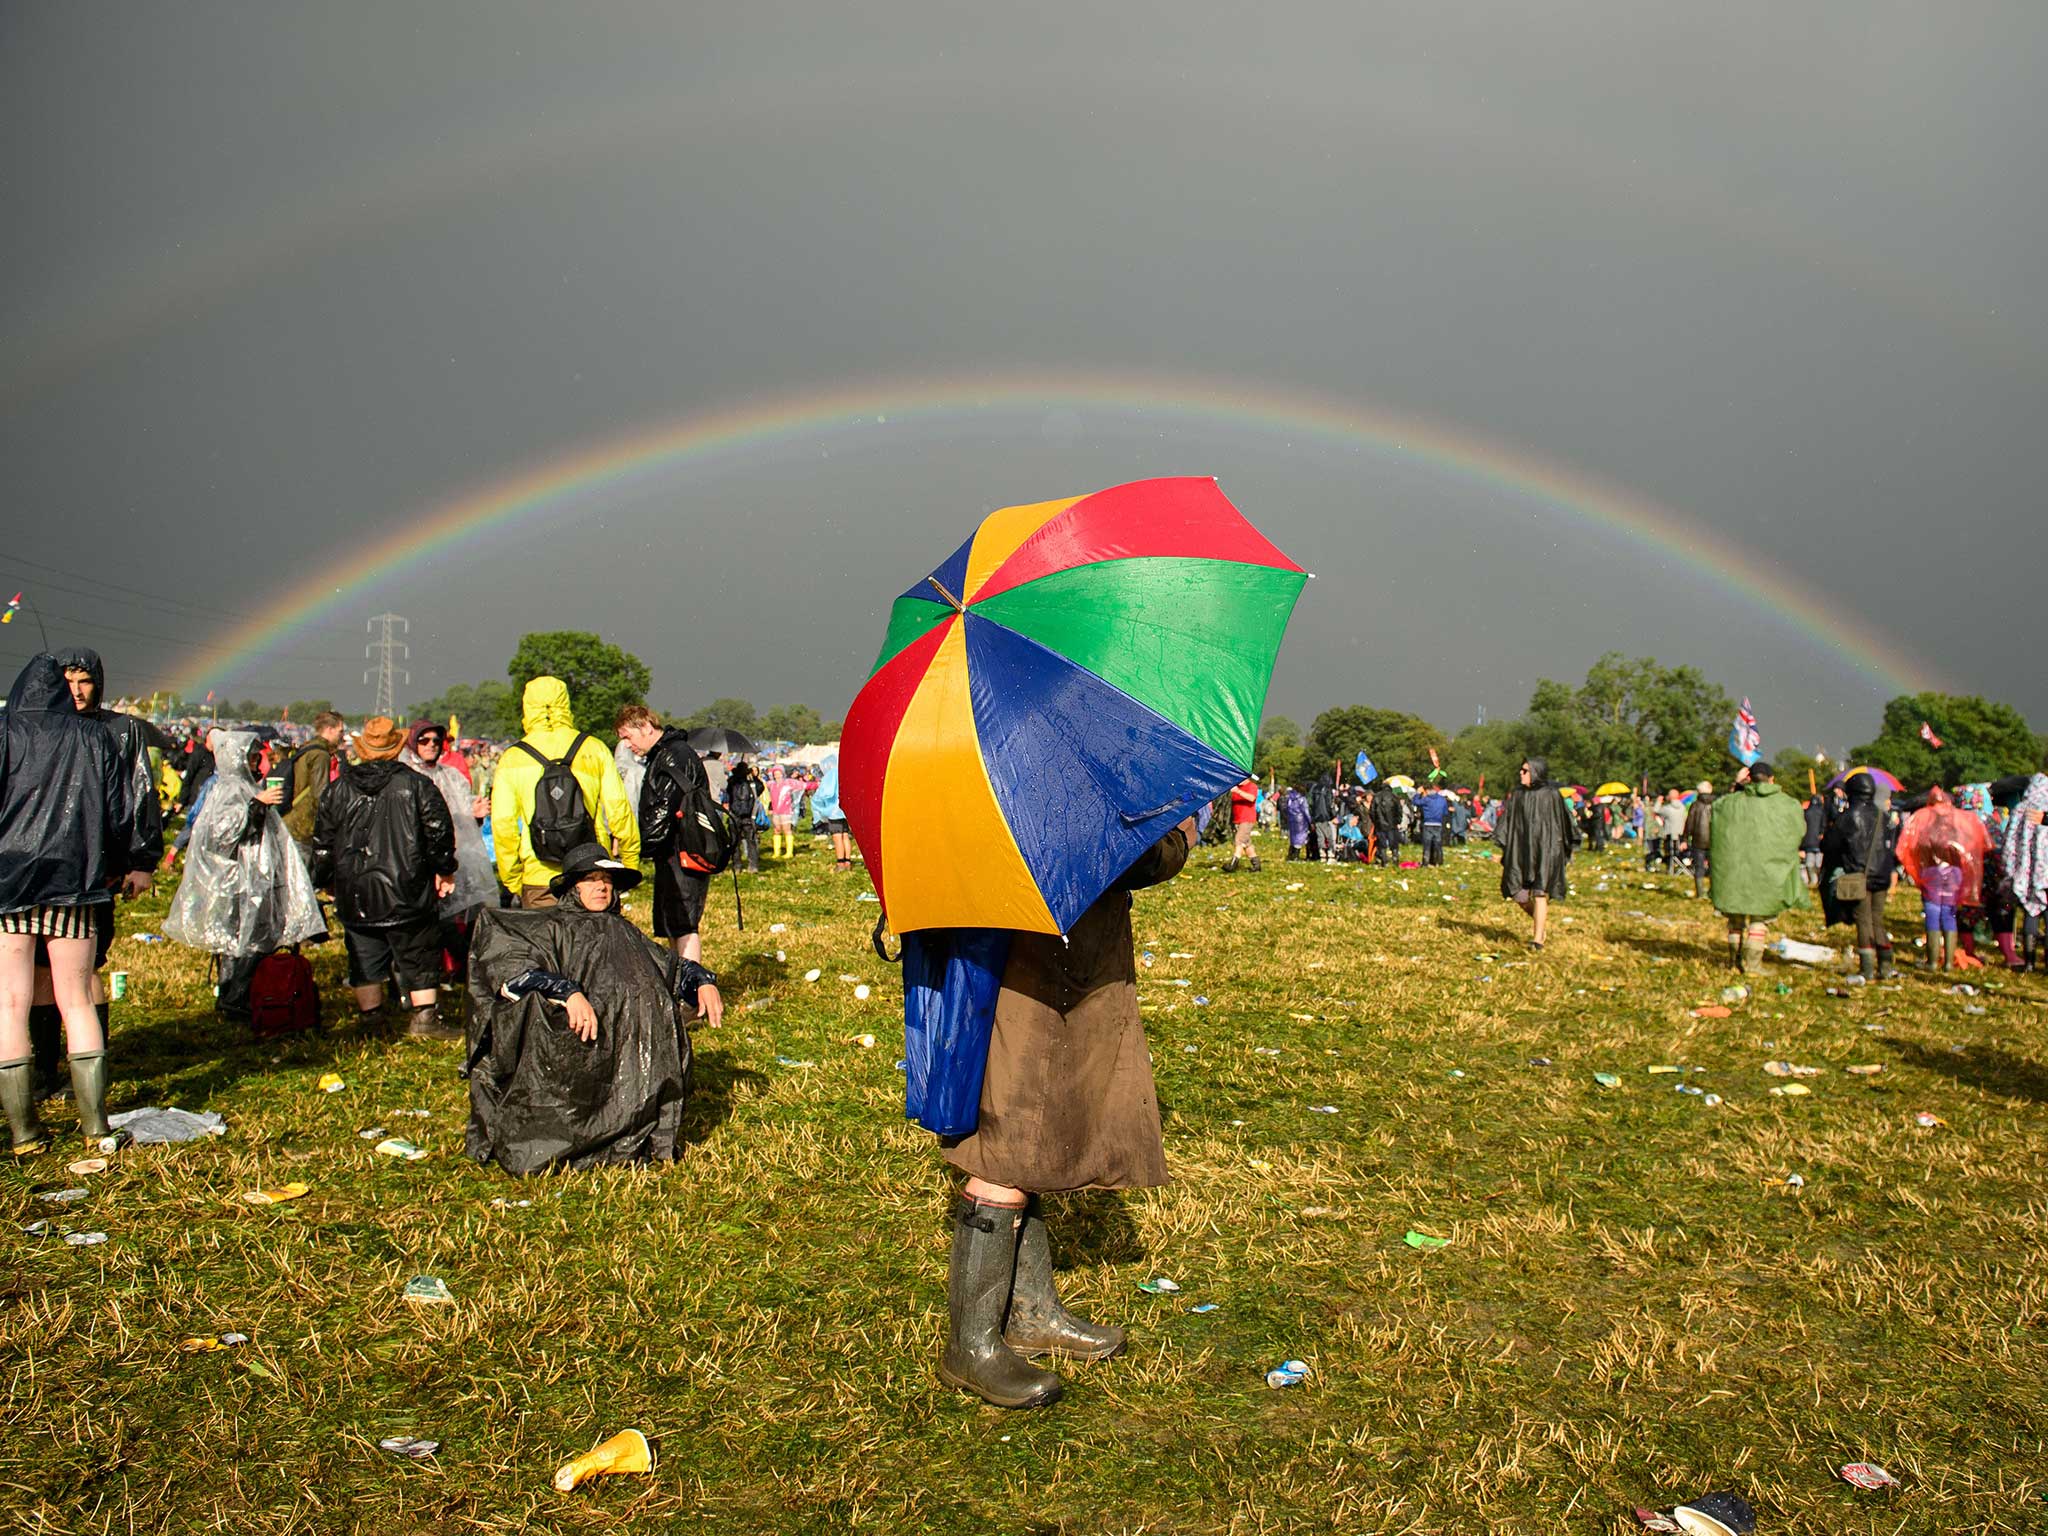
[1492,759,1578,900]
[465,903,708,1175]
[0,655,126,915]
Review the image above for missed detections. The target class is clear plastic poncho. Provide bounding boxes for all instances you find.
[163,730,326,957]
[402,748,498,915]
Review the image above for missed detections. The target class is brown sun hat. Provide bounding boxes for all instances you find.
[355,715,406,761]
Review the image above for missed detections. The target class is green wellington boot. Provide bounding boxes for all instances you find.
[1004,1197,1127,1361]
[937,1197,1063,1409]
[67,1051,111,1142]
[0,1057,51,1155]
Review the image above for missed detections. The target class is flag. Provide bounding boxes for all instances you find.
[1354,750,1378,786]
[1727,698,1761,766]
[1426,745,1447,782]
[449,714,460,738]
[1919,721,1944,750]
[1,592,18,625]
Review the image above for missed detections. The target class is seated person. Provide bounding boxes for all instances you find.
[465,842,723,1175]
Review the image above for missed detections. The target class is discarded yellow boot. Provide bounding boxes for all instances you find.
[553,1428,653,1491]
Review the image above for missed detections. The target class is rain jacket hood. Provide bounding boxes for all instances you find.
[162,730,325,955]
[522,676,574,734]
[1708,780,1808,919]
[0,655,128,913]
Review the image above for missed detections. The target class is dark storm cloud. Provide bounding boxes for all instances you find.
[2,2,2041,753]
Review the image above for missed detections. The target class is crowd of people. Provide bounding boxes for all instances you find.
[0,657,859,1160]
[4,644,2046,1413]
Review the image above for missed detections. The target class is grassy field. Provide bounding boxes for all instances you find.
[4,832,2045,1534]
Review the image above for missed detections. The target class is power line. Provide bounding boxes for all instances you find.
[4,602,360,665]
[0,549,357,632]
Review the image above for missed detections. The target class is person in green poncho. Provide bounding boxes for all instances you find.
[1708,761,1808,971]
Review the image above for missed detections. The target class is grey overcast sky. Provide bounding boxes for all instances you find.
[3,2,2041,754]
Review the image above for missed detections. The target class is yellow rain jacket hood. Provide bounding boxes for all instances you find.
[490,676,640,893]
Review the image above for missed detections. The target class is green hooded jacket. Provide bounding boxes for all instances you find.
[1708,780,1808,919]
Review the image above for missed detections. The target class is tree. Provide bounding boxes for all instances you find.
[759,703,828,744]
[283,699,337,723]
[1519,653,1733,791]
[1849,693,2039,791]
[1304,707,1449,782]
[506,632,652,738]
[681,697,759,733]
[1258,715,1301,750]
[407,680,519,739]
[1441,718,1533,794]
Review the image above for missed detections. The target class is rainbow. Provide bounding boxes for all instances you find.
[171,369,1937,699]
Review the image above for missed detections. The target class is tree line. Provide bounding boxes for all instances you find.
[1256,651,2041,797]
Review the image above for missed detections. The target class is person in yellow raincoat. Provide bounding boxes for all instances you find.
[490,677,640,907]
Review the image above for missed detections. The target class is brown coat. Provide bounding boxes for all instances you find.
[942,827,1189,1192]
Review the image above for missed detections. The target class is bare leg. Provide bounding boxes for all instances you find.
[965,1176,1027,1207]
[45,938,102,1056]
[0,933,36,1062]
[1530,895,1549,945]
[353,983,387,1015]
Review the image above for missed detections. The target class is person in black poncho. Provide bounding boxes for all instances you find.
[1492,756,1578,951]
[465,842,722,1175]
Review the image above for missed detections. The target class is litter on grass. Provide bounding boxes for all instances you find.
[1594,1072,1623,1089]
[1762,1061,1823,1077]
[1264,1359,1311,1388]
[554,1429,654,1491]
[804,969,822,982]
[1768,1084,1811,1097]
[1690,1005,1732,1019]
[403,1276,455,1305]
[64,1231,107,1246]
[1404,1230,1450,1250]
[1914,1112,1946,1128]
[107,1106,225,1143]
[1188,1302,1219,1314]
[1844,1063,1884,1076]
[1137,1276,1181,1294]
[178,1332,248,1353]
[66,1158,108,1175]
[374,1138,428,1162]
[1839,1462,1898,1490]
[36,1188,88,1204]
[379,1436,440,1459]
[316,1074,345,1094]
[242,1182,311,1205]
[358,1126,386,1140]
[489,1198,533,1210]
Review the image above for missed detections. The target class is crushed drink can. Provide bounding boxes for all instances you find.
[109,972,129,1000]
[1264,1359,1310,1388]
[1838,1462,1897,1490]
[379,1436,440,1459]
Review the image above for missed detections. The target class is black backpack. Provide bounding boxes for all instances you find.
[669,762,737,876]
[514,734,595,863]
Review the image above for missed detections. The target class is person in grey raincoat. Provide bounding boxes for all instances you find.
[162,730,326,1021]
[465,842,721,1175]
[1492,756,1578,950]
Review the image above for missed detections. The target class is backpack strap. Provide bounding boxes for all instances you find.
[511,740,552,770]
[563,732,590,770]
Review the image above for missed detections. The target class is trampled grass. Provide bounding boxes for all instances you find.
[4,836,2045,1534]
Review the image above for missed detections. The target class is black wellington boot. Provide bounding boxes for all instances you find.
[1004,1197,1126,1361]
[68,1051,111,1142]
[406,1003,464,1042]
[938,1197,1063,1409]
[28,1004,67,1101]
[0,1057,50,1154]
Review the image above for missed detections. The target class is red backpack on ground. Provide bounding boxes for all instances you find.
[249,949,320,1039]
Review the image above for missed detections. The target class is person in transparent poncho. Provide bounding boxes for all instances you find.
[402,719,497,976]
[163,730,326,1019]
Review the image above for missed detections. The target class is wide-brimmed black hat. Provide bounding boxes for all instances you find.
[547,841,644,897]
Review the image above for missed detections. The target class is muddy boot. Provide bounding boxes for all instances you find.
[938,1197,1062,1409]
[1726,933,1744,971]
[67,1051,111,1142]
[28,1004,66,1101]
[0,1058,50,1154]
[1740,935,1768,973]
[406,1004,464,1042]
[1004,1197,1126,1361]
[1249,854,1261,872]
[1876,945,1899,981]
[1856,947,1878,982]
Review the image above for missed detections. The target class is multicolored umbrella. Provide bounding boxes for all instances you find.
[841,477,1305,935]
[1826,765,1905,794]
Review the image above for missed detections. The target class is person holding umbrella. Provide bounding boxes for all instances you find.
[840,476,1306,1410]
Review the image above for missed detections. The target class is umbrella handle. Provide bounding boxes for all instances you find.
[870,911,899,964]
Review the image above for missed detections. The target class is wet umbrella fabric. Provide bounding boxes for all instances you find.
[840,477,1305,936]
[1827,765,1905,794]
[685,727,759,757]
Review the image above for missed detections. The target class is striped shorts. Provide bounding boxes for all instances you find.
[0,903,102,940]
